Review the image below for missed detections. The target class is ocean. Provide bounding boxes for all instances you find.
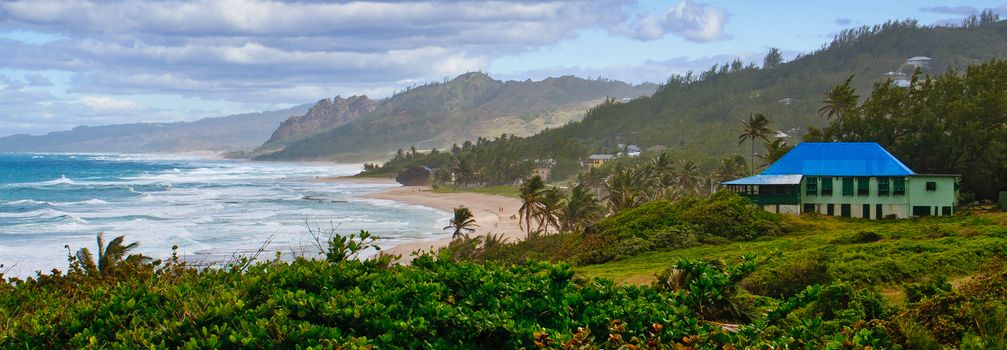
[0,153,448,277]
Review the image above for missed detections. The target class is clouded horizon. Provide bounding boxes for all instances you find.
[1,0,1005,136]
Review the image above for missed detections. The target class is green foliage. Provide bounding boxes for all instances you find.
[891,259,1007,346]
[2,237,729,348]
[903,276,952,304]
[444,206,478,239]
[810,59,1007,200]
[580,191,782,263]
[324,230,380,264]
[578,213,1007,293]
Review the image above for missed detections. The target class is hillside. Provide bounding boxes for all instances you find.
[0,104,311,153]
[255,73,657,160]
[258,95,376,152]
[514,20,1007,157]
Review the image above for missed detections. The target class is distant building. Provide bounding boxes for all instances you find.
[906,56,932,70]
[625,145,641,157]
[532,167,551,182]
[583,154,614,169]
[722,142,958,219]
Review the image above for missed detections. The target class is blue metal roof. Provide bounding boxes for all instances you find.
[761,142,914,176]
[723,174,803,185]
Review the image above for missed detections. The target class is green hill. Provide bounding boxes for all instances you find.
[517,20,1007,157]
[255,73,656,161]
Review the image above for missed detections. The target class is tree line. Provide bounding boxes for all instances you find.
[807,59,1007,200]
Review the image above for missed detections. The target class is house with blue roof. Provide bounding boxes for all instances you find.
[722,142,958,219]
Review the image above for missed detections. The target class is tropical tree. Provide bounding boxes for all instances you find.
[674,159,701,195]
[738,113,773,174]
[444,206,478,239]
[605,167,648,214]
[74,233,151,277]
[518,175,546,237]
[758,138,794,168]
[536,187,564,234]
[558,184,603,232]
[818,75,859,123]
[712,155,748,183]
[647,153,678,199]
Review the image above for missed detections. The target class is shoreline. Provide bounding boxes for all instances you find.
[355,183,525,259]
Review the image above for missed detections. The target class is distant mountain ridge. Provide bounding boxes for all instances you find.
[264,95,376,147]
[255,73,657,160]
[0,104,311,153]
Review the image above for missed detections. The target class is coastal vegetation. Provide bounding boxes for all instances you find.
[2,211,1004,348]
[805,59,1007,200]
[360,16,1007,201]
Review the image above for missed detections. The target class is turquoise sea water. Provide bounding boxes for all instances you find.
[0,153,447,277]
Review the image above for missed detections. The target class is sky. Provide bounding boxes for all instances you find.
[0,0,1005,137]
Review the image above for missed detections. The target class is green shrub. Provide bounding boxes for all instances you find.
[578,191,783,263]
[903,275,952,304]
[832,230,884,244]
[741,255,831,298]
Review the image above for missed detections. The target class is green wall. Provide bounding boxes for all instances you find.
[798,175,957,218]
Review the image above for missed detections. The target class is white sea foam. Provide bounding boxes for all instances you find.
[0,155,442,278]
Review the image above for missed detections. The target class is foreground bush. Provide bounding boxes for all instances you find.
[2,232,1004,348]
[1,234,715,348]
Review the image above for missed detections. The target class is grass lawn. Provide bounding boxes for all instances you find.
[431,184,521,198]
[576,212,1007,298]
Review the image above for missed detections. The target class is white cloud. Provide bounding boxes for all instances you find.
[74,96,145,110]
[0,0,742,136]
[613,0,730,42]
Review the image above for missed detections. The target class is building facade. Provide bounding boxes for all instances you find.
[723,143,958,219]
[583,154,614,169]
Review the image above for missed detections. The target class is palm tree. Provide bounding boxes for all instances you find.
[536,187,564,234]
[712,156,747,183]
[738,113,772,174]
[605,167,647,214]
[819,75,859,123]
[518,175,546,238]
[444,206,478,239]
[648,153,677,199]
[675,159,701,194]
[758,138,794,168]
[75,233,150,277]
[558,184,603,232]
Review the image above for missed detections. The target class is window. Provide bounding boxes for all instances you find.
[827,204,835,216]
[863,204,871,219]
[858,177,870,196]
[803,204,816,213]
[821,177,833,196]
[878,177,890,196]
[926,181,937,191]
[805,177,817,195]
[912,206,931,216]
[842,177,854,196]
[893,178,906,195]
[942,206,952,216]
[841,204,851,217]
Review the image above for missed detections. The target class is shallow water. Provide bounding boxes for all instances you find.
[0,153,448,277]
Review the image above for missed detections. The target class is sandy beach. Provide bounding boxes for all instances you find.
[314,176,525,258]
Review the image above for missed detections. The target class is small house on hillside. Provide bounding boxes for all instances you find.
[583,154,614,169]
[625,145,641,157]
[647,145,668,152]
[722,142,958,219]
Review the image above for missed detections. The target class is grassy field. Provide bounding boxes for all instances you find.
[431,184,521,198]
[576,212,1007,300]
